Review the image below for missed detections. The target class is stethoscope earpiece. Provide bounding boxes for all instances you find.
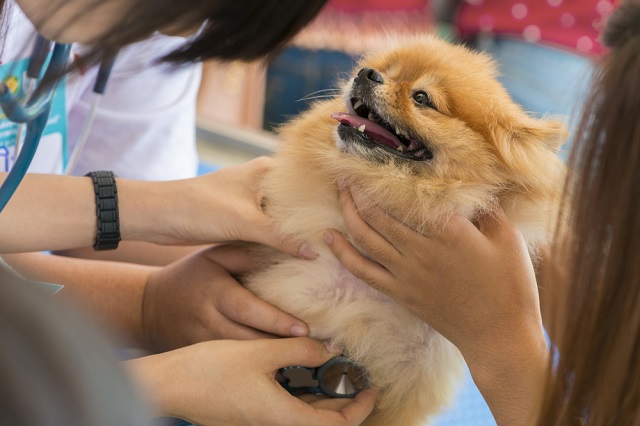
[278,356,369,398]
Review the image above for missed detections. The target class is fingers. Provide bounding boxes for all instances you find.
[271,231,319,261]
[256,337,375,426]
[203,243,263,275]
[337,186,401,265]
[473,203,503,233]
[294,389,376,426]
[244,156,274,180]
[330,389,377,425]
[274,236,317,260]
[204,307,276,340]
[216,279,309,337]
[473,205,528,256]
[264,337,339,370]
[345,182,502,250]
[254,219,319,260]
[477,204,517,237]
[239,157,320,260]
[323,229,395,295]
[258,337,376,425]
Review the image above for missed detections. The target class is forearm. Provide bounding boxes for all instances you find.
[465,327,549,426]
[0,173,96,252]
[0,173,187,253]
[55,241,209,266]
[2,252,157,346]
[125,350,180,417]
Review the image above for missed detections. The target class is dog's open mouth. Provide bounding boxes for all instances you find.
[331,98,433,161]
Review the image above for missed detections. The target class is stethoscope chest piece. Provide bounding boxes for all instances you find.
[278,356,369,398]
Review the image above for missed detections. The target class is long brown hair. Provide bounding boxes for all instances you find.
[539,1,640,424]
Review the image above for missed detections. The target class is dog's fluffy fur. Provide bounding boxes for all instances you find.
[244,36,566,425]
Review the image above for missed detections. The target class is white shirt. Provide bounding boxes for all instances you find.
[1,2,201,180]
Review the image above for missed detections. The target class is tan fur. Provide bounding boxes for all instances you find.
[244,36,566,425]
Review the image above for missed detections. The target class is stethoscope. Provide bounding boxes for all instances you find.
[277,356,369,398]
[0,35,116,213]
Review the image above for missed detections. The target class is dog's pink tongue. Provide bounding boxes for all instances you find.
[331,112,402,150]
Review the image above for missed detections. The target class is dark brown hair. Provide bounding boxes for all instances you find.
[6,0,327,64]
[539,1,640,424]
[95,0,328,63]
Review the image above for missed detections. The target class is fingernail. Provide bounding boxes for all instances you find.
[322,231,333,245]
[298,243,318,260]
[290,324,308,337]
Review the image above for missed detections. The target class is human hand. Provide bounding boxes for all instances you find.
[324,184,544,358]
[323,185,548,425]
[128,338,377,426]
[149,157,317,259]
[142,244,309,352]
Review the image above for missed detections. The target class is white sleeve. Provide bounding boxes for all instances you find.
[65,34,201,181]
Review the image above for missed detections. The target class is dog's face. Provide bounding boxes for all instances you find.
[325,36,566,233]
[271,36,566,243]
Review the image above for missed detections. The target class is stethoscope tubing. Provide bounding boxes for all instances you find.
[0,42,72,212]
[0,43,71,123]
[64,51,117,175]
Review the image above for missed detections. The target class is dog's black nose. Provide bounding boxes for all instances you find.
[356,67,384,84]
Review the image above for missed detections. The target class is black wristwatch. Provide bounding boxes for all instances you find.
[85,170,121,251]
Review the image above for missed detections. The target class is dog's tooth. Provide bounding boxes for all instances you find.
[358,124,366,133]
[368,113,375,120]
[396,145,404,152]
[353,100,363,110]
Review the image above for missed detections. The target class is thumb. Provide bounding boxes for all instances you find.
[265,338,339,370]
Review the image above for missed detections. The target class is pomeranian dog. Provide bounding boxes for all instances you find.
[243,35,566,425]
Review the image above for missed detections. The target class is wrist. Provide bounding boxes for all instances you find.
[125,351,182,418]
[140,269,163,352]
[85,171,121,250]
[117,179,174,244]
[465,326,549,426]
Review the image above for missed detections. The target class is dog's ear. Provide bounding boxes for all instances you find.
[508,115,567,153]
[492,115,567,165]
[520,116,567,152]
[491,115,567,194]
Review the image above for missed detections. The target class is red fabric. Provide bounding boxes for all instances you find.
[457,0,617,56]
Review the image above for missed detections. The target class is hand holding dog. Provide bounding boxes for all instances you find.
[123,156,318,260]
[142,244,309,352]
[127,338,376,426]
[325,184,549,425]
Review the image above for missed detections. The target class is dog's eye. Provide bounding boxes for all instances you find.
[412,91,436,110]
